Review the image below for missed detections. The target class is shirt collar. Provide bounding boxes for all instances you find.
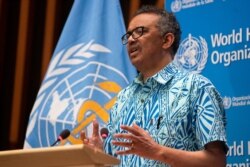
[134,61,180,85]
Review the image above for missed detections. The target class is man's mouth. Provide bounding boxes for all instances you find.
[130,48,138,55]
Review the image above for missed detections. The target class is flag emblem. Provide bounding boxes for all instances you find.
[24,0,136,148]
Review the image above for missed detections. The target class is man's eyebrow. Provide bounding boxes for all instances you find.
[126,26,142,32]
[126,28,134,33]
[126,29,132,33]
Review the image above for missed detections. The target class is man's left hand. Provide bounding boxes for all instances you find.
[112,123,161,160]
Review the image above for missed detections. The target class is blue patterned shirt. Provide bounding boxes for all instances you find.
[104,62,227,166]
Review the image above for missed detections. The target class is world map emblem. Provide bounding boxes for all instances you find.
[171,0,182,12]
[223,96,232,110]
[175,34,208,73]
[25,41,130,147]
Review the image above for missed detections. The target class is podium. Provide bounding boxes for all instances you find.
[0,144,120,167]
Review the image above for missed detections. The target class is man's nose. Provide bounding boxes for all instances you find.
[127,35,136,44]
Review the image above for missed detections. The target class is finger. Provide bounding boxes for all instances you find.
[120,123,142,136]
[113,133,135,141]
[132,123,149,136]
[111,140,133,148]
[81,130,90,144]
[92,119,99,137]
[83,139,89,144]
[132,123,142,130]
[80,130,87,141]
[115,149,133,155]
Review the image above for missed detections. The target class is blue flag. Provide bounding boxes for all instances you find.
[24,0,136,148]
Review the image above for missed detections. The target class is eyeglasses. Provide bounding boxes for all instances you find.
[121,26,146,45]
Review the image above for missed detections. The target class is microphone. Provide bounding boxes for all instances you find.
[100,127,109,140]
[51,129,70,146]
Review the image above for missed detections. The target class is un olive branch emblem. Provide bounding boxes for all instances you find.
[175,35,208,74]
[196,37,208,73]
[26,40,122,145]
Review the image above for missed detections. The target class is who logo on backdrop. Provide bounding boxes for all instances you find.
[223,96,232,110]
[171,0,182,12]
[175,34,208,73]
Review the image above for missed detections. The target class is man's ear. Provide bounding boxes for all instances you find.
[162,33,175,49]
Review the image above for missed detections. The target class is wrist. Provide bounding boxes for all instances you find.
[153,144,171,165]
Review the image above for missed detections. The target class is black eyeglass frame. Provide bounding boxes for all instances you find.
[121,26,146,45]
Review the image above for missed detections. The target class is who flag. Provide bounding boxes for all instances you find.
[24,0,136,148]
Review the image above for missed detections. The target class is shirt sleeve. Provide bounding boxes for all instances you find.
[193,76,228,151]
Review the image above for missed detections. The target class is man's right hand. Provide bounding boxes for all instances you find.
[80,119,103,150]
